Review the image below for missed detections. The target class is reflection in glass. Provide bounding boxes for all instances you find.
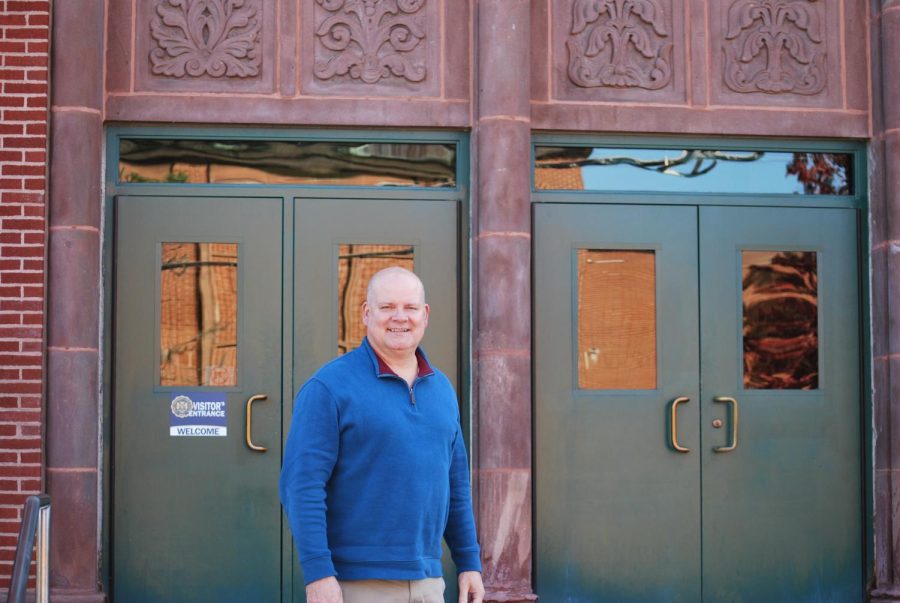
[577,250,656,389]
[534,146,853,195]
[119,139,457,188]
[337,244,415,355]
[742,251,818,389]
[160,243,238,387]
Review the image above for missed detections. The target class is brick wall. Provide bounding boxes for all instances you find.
[0,0,50,590]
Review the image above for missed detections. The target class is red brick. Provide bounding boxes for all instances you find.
[0,179,22,189]
[0,315,22,325]
[25,42,47,54]
[2,82,45,95]
[24,69,46,82]
[19,479,40,491]
[19,425,39,436]
[0,370,18,381]
[19,369,39,380]
[21,285,41,296]
[0,480,17,490]
[0,453,16,463]
[0,343,19,353]
[22,178,43,190]
[0,299,42,311]
[21,206,43,218]
[19,342,39,353]
[22,151,44,163]
[0,96,24,108]
[0,383,41,397]
[0,508,20,520]
[1,248,42,260]
[21,259,42,271]
[24,122,45,136]
[0,208,22,219]
[18,452,39,463]
[0,42,26,54]
[0,286,20,297]
[1,137,42,149]
[1,218,41,230]
[4,54,46,68]
[2,164,42,177]
[22,234,43,246]
[4,109,44,122]
[20,314,40,325]
[0,15,27,27]
[5,27,47,40]
[0,425,15,437]
[1,192,40,204]
[0,151,22,162]
[0,261,19,272]
[0,327,41,339]
[0,353,39,365]
[26,14,48,27]
[24,96,46,108]
[0,69,25,80]
[0,123,23,135]
[6,2,50,12]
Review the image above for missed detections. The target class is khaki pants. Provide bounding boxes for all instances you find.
[339,577,446,603]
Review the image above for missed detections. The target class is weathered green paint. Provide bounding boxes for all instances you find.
[291,197,460,602]
[535,203,702,602]
[114,195,283,602]
[699,206,862,602]
[534,203,863,602]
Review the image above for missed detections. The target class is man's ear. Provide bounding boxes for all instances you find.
[361,300,371,326]
[423,303,430,325]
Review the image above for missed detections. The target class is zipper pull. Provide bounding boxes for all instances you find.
[409,385,416,406]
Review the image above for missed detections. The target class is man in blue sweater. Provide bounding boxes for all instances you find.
[280,267,484,603]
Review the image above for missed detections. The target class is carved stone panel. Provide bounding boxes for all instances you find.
[553,0,686,104]
[136,0,276,93]
[301,0,440,97]
[709,0,841,108]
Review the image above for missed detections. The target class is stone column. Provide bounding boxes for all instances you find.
[871,1,900,601]
[46,0,106,600]
[472,1,537,601]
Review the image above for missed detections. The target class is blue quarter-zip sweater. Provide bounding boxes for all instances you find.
[279,338,482,584]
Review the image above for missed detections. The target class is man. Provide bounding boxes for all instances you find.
[280,267,485,603]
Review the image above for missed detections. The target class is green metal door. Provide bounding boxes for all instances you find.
[535,203,862,601]
[114,195,283,602]
[699,206,862,602]
[535,203,702,602]
[291,197,461,602]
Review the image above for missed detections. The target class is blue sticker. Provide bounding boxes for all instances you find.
[169,392,227,437]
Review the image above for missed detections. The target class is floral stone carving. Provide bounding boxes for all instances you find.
[150,0,262,78]
[314,0,427,85]
[724,0,825,95]
[567,0,673,90]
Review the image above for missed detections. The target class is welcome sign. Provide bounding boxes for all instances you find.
[169,393,227,436]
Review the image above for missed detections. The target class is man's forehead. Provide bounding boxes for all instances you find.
[369,273,425,301]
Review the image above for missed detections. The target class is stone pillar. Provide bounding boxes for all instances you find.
[46,0,106,600]
[870,1,900,601]
[472,1,537,601]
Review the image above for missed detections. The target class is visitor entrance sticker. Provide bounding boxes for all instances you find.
[170,393,227,436]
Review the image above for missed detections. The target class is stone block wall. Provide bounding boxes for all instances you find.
[0,0,49,590]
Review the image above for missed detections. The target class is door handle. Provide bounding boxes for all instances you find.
[714,396,739,453]
[245,394,267,453]
[670,397,690,453]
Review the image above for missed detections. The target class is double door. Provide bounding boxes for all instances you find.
[113,194,460,602]
[535,203,862,601]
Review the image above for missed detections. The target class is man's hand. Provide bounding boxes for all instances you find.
[306,576,343,603]
[458,571,485,603]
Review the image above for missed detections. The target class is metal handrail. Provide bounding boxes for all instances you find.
[6,494,50,603]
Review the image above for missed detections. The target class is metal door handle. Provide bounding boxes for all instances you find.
[714,396,739,453]
[246,394,267,453]
[670,397,690,453]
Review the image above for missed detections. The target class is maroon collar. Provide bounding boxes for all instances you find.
[373,348,435,379]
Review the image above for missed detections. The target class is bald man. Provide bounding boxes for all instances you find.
[280,267,484,603]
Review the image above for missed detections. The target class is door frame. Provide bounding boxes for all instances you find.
[531,133,871,593]
[101,126,472,601]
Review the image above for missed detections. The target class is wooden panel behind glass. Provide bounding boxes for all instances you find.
[577,249,656,389]
[160,242,238,386]
[337,244,414,355]
[742,250,818,389]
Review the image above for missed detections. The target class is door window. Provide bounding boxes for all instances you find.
[337,244,414,355]
[160,242,238,387]
[577,249,656,390]
[742,250,819,390]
